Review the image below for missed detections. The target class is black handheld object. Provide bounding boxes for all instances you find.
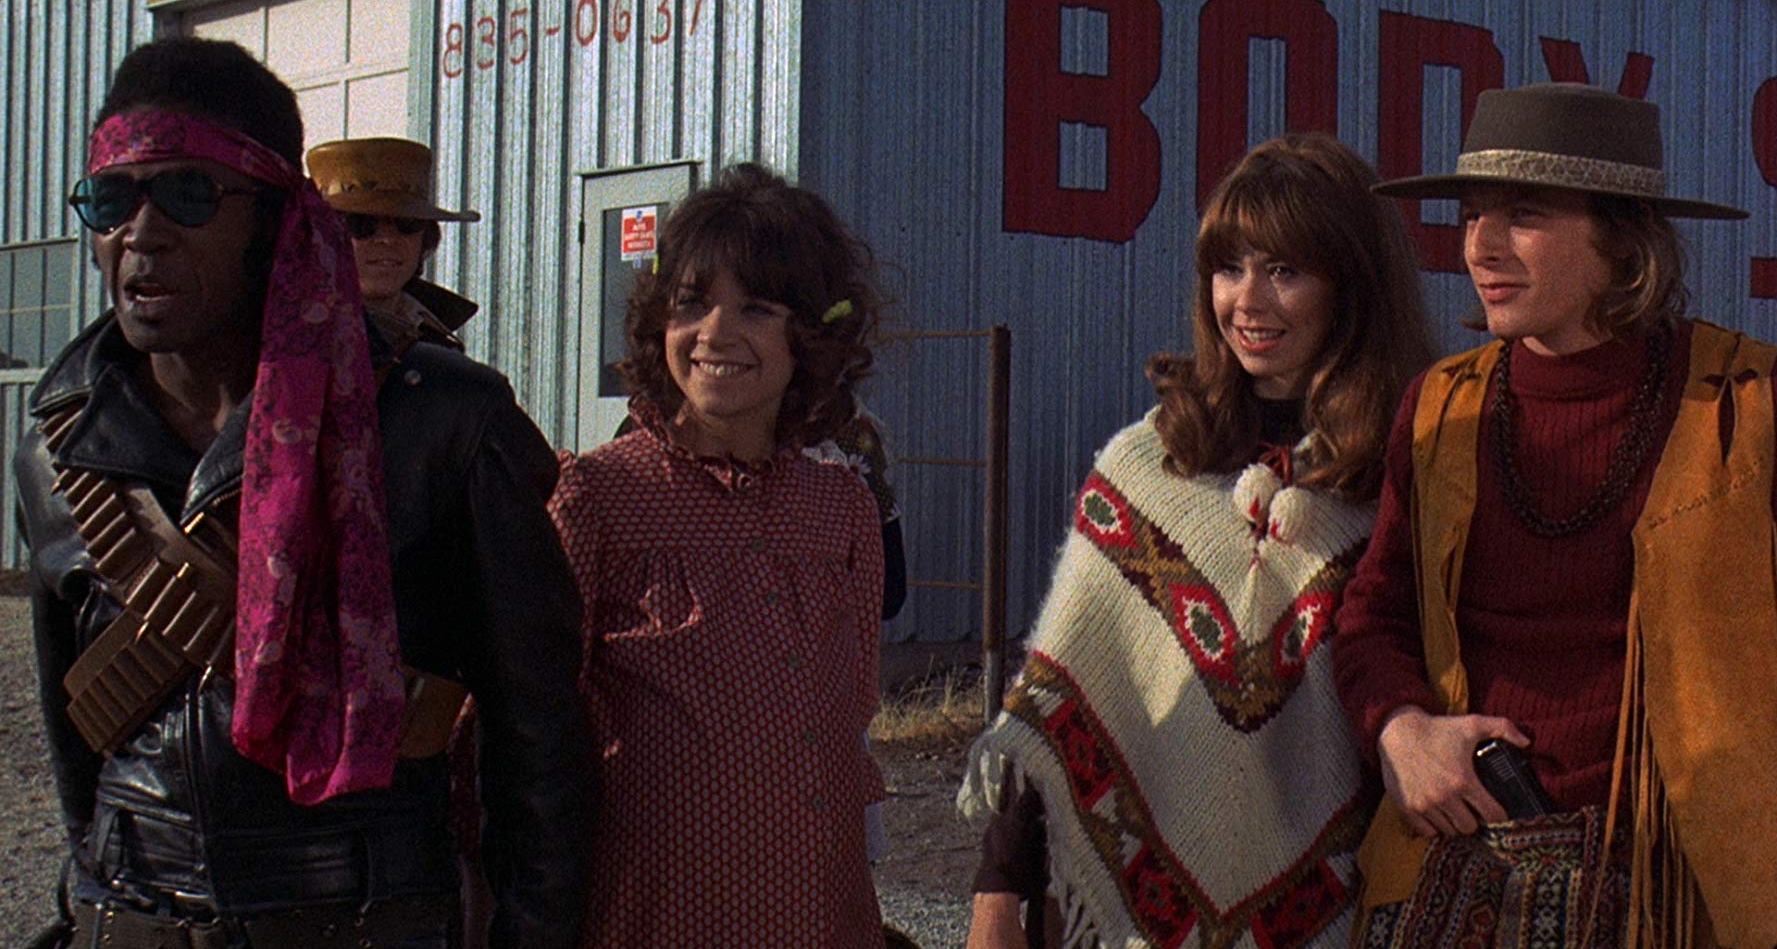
[1473,739,1557,821]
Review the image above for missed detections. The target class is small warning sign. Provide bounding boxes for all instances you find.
[620,205,658,262]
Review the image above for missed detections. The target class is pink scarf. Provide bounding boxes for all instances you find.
[88,111,404,805]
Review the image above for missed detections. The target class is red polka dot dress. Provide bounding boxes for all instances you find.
[550,410,887,948]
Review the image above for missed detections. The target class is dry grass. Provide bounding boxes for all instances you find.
[870,667,987,747]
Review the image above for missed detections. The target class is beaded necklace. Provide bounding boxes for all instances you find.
[1489,326,1669,538]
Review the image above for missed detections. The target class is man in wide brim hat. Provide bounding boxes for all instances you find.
[307,136,480,347]
[1334,82,1777,947]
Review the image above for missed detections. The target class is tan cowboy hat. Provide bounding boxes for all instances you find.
[1374,82,1746,220]
[305,137,480,223]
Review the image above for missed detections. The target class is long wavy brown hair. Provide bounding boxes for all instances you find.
[1587,194,1688,338]
[619,163,880,446]
[1148,133,1432,500]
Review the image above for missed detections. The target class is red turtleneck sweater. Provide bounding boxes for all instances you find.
[1333,321,1766,811]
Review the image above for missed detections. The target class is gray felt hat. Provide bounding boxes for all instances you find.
[1373,82,1746,220]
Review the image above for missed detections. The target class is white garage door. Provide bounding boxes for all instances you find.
[176,0,412,153]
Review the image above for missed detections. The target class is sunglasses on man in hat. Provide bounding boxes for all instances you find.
[306,137,481,339]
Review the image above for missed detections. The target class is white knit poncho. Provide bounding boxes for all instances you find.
[960,411,1377,949]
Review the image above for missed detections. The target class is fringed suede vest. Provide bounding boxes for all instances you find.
[1355,321,1777,947]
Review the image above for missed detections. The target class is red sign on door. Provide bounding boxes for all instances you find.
[620,205,658,262]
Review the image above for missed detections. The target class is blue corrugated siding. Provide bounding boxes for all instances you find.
[801,0,1777,643]
[1,370,42,567]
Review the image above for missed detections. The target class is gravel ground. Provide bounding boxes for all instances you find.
[0,595,66,946]
[873,735,978,947]
[0,594,981,947]
[879,886,971,948]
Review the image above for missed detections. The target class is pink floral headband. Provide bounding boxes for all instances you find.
[89,110,404,805]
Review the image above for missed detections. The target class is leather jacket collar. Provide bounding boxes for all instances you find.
[28,312,399,523]
[403,278,477,332]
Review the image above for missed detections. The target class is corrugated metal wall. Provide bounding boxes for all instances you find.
[0,1,154,339]
[7,0,1775,618]
[800,0,1777,644]
[0,367,46,565]
[0,1,155,568]
[415,0,802,443]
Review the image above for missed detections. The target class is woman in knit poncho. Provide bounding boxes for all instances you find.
[959,134,1433,949]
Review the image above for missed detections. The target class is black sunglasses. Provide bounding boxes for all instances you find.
[344,214,428,239]
[68,169,261,232]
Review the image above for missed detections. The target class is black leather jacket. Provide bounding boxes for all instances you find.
[16,315,591,948]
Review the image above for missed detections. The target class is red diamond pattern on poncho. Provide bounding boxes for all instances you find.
[1075,475,1356,733]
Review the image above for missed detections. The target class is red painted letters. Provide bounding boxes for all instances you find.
[475,15,498,71]
[1752,78,1777,298]
[442,22,465,78]
[1538,38,1652,98]
[612,0,633,43]
[1377,12,1504,272]
[1002,0,1163,243]
[437,0,706,71]
[1194,0,1338,209]
[508,8,530,66]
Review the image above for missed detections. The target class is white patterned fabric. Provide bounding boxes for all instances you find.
[960,410,1376,948]
[1454,148,1666,197]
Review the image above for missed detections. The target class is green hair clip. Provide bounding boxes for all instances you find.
[821,298,854,325]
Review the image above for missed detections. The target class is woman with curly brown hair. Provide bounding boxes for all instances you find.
[548,163,889,947]
[960,133,1432,948]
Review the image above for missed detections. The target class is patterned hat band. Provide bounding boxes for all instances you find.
[1454,148,1667,198]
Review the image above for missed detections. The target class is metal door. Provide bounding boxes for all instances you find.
[575,161,698,449]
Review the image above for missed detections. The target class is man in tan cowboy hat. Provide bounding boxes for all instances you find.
[307,136,480,350]
[308,137,529,948]
[1333,82,1777,947]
